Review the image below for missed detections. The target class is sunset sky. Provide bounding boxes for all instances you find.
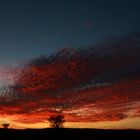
[0,0,140,129]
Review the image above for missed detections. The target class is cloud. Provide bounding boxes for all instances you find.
[0,32,140,124]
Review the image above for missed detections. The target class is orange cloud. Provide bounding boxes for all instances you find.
[0,33,140,128]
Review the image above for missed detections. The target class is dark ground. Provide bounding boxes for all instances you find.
[0,128,140,140]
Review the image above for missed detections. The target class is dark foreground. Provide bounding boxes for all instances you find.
[0,128,140,140]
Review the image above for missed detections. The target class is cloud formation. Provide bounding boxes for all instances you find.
[0,33,140,125]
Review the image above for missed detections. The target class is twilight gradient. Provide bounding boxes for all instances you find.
[0,33,140,129]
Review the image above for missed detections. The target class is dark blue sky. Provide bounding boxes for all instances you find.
[0,0,140,66]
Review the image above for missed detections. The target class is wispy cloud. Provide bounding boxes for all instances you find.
[0,33,140,125]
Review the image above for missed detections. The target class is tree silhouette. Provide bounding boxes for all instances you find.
[48,114,65,128]
[2,123,10,129]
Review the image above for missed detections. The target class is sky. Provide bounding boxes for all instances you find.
[0,0,140,129]
[0,0,140,65]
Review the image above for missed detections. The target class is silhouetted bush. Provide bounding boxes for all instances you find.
[2,123,9,129]
[48,114,65,128]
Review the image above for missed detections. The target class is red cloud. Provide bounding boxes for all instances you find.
[0,33,140,124]
[0,78,139,124]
